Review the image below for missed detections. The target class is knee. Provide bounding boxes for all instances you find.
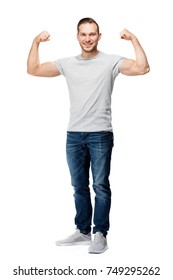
[93,180,111,198]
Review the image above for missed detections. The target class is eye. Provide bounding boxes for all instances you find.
[90,33,96,36]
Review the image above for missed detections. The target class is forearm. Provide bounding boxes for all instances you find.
[27,39,40,75]
[131,36,150,73]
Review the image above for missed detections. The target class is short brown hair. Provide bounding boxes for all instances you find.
[77,17,100,34]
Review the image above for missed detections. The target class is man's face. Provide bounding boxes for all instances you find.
[77,23,101,53]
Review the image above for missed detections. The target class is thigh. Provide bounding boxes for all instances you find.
[88,132,114,182]
[66,132,90,186]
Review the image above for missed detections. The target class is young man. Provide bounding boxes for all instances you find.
[27,18,150,254]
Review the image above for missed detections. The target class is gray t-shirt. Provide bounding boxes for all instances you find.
[54,52,124,132]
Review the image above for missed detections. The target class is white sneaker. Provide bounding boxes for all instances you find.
[55,229,91,246]
[88,232,108,254]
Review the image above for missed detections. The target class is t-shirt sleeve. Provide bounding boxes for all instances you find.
[112,55,125,79]
[54,59,64,75]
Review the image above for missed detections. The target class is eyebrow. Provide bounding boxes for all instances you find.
[80,32,97,35]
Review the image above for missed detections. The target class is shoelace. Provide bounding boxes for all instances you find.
[94,232,103,243]
[67,229,80,238]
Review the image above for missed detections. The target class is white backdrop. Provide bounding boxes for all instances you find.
[0,0,172,279]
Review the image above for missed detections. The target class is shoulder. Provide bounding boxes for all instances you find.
[54,56,77,73]
[101,52,125,62]
[100,53,125,72]
[55,56,76,64]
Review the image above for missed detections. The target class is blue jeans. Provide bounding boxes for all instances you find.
[66,131,114,237]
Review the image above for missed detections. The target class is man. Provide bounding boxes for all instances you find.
[27,17,150,254]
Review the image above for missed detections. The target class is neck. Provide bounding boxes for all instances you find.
[81,49,100,58]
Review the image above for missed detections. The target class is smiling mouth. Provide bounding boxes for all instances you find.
[83,43,93,47]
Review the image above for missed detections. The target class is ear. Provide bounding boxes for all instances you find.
[98,33,102,41]
[77,33,80,41]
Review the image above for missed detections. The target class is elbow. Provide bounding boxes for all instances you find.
[27,68,32,75]
[27,61,40,76]
[27,65,34,75]
[139,64,150,75]
[144,64,150,74]
[27,66,38,76]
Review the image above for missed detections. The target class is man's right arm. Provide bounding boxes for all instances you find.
[27,31,60,77]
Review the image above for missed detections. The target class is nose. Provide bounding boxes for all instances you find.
[86,35,91,42]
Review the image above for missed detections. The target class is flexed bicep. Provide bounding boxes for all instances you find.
[120,58,141,76]
[32,61,61,77]
[27,31,61,77]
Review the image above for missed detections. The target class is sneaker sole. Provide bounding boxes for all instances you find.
[88,245,108,254]
[55,240,92,246]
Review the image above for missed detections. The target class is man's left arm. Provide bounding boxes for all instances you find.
[119,29,150,76]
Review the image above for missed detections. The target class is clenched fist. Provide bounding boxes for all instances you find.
[120,29,136,41]
[34,31,51,44]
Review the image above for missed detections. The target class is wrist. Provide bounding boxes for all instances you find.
[33,37,40,45]
[131,34,137,42]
